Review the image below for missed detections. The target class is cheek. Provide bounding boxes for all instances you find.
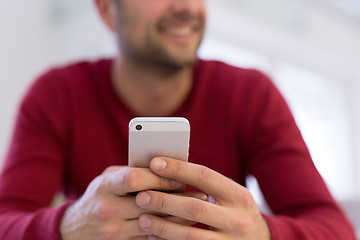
[199,1,207,21]
[126,3,161,30]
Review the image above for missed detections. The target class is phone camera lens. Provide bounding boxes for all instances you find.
[135,125,142,131]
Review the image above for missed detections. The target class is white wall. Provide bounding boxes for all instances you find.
[201,0,360,235]
[203,0,360,198]
[0,0,52,160]
[0,0,115,162]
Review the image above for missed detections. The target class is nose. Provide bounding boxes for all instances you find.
[171,0,204,16]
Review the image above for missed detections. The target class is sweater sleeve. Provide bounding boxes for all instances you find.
[243,71,356,239]
[0,70,72,239]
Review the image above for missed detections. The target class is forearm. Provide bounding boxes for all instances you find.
[263,210,356,240]
[0,201,73,240]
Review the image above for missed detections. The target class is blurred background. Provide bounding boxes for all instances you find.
[0,0,359,236]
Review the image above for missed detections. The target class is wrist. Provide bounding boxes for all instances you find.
[60,201,79,240]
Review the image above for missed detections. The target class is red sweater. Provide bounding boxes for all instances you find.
[0,59,355,239]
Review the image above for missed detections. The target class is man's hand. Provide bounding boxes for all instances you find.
[60,166,205,240]
[136,157,271,240]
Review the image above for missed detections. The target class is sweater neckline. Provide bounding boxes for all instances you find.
[101,59,204,118]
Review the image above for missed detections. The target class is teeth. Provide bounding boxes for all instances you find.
[167,27,192,36]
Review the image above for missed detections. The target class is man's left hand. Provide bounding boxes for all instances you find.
[135,157,271,240]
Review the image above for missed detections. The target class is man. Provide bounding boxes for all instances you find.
[0,0,356,239]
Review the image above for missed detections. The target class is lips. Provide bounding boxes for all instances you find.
[165,26,194,36]
[159,17,201,39]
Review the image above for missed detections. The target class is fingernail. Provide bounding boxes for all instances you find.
[139,215,152,229]
[198,193,208,201]
[136,192,151,207]
[151,158,167,170]
[148,235,157,240]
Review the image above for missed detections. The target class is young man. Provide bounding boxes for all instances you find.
[0,0,356,239]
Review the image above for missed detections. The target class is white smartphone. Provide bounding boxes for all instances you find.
[128,117,190,168]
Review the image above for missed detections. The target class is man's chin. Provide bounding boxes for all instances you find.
[161,49,199,67]
[132,48,199,72]
[160,56,198,71]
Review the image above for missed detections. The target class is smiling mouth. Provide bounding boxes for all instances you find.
[159,17,202,39]
[165,26,194,37]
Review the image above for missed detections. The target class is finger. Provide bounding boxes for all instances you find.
[136,191,229,229]
[150,157,244,202]
[138,214,224,240]
[175,191,208,201]
[92,219,148,239]
[93,195,151,220]
[103,167,184,195]
[163,215,197,226]
[122,219,148,238]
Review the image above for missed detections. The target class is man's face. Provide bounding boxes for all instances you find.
[113,0,207,70]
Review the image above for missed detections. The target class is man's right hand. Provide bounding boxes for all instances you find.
[60,166,203,239]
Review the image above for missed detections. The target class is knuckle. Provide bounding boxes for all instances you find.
[185,229,201,240]
[240,187,255,207]
[154,194,166,211]
[89,176,106,195]
[95,225,118,240]
[228,215,251,233]
[231,184,254,206]
[197,166,212,184]
[92,201,114,221]
[114,224,127,237]
[154,220,167,237]
[171,160,183,176]
[123,169,141,191]
[157,177,169,189]
[102,166,120,174]
[185,200,206,219]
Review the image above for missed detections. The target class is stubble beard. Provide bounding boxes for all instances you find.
[120,34,202,73]
[119,18,205,73]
